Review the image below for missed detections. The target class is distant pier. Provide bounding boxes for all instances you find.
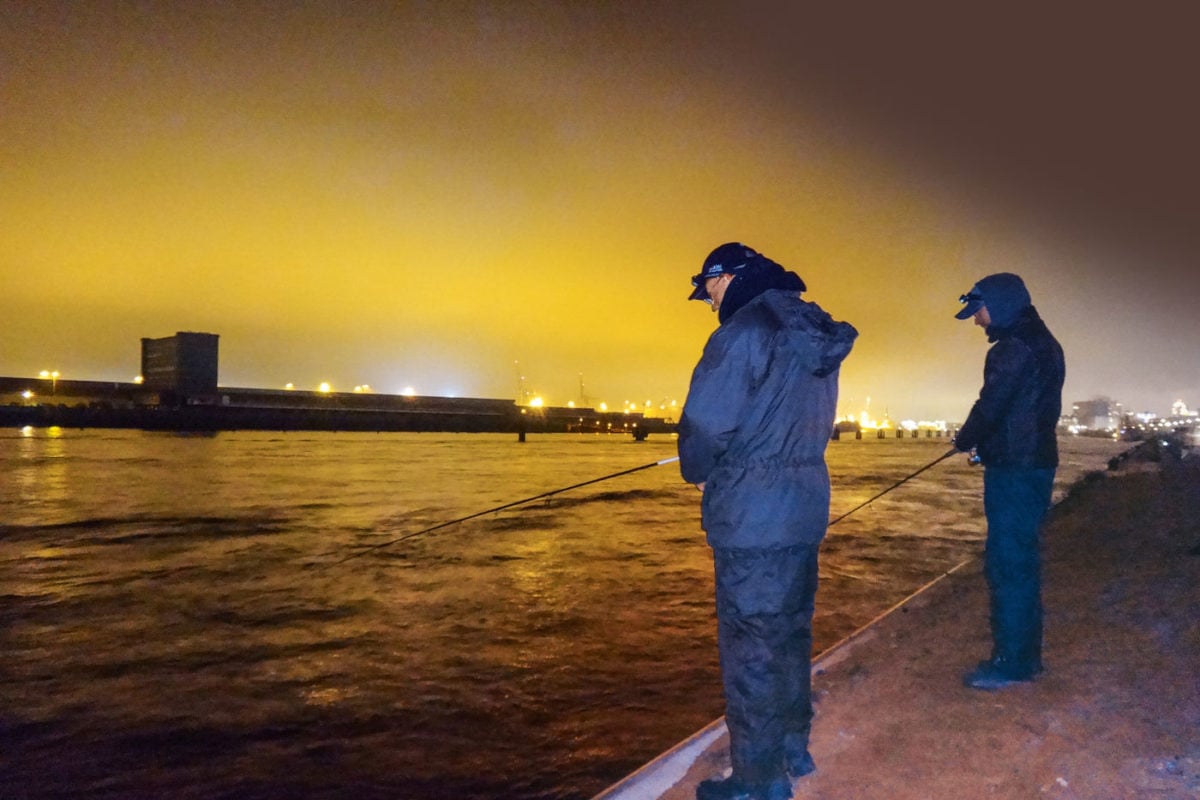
[0,376,676,437]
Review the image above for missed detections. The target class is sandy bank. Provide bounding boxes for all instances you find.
[602,447,1200,799]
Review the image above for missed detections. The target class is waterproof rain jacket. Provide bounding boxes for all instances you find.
[678,289,858,549]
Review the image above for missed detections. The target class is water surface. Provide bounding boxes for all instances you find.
[0,430,1126,799]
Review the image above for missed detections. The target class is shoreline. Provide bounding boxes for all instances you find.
[595,440,1199,799]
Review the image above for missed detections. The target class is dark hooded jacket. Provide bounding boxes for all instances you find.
[678,282,857,549]
[955,274,1065,468]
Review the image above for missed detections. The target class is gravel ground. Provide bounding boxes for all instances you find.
[655,445,1200,800]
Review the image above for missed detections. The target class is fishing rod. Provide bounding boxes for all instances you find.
[318,455,681,568]
[826,445,960,528]
[318,445,961,569]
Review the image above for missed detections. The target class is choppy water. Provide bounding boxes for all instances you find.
[0,429,1126,799]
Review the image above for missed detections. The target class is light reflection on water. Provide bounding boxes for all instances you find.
[0,431,1126,799]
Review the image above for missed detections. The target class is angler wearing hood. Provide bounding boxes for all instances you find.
[953,272,1065,692]
[679,243,857,800]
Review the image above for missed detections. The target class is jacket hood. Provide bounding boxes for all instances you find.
[975,272,1032,328]
[758,290,858,377]
[987,304,1046,342]
[718,255,805,324]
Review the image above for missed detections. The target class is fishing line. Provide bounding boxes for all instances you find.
[316,456,681,569]
[826,446,960,528]
[316,445,960,569]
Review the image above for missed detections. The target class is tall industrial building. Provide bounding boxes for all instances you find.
[1071,398,1120,431]
[140,332,219,396]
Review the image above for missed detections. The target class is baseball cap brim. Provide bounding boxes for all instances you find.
[688,274,709,301]
[955,292,985,319]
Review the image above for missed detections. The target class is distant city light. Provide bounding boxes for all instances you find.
[353,384,371,393]
[284,383,295,390]
[21,390,34,399]
[899,419,949,431]
[599,402,608,411]
[318,382,332,393]
[529,396,544,408]
[133,375,144,384]
[856,410,889,429]
[566,400,575,408]
[401,386,416,397]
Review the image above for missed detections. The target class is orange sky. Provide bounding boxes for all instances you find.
[2,3,1197,420]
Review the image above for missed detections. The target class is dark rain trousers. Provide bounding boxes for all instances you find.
[713,543,819,784]
[983,466,1055,677]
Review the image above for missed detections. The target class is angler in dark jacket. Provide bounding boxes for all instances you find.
[679,243,857,800]
[953,272,1065,691]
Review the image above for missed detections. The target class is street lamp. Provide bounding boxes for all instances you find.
[39,370,59,395]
